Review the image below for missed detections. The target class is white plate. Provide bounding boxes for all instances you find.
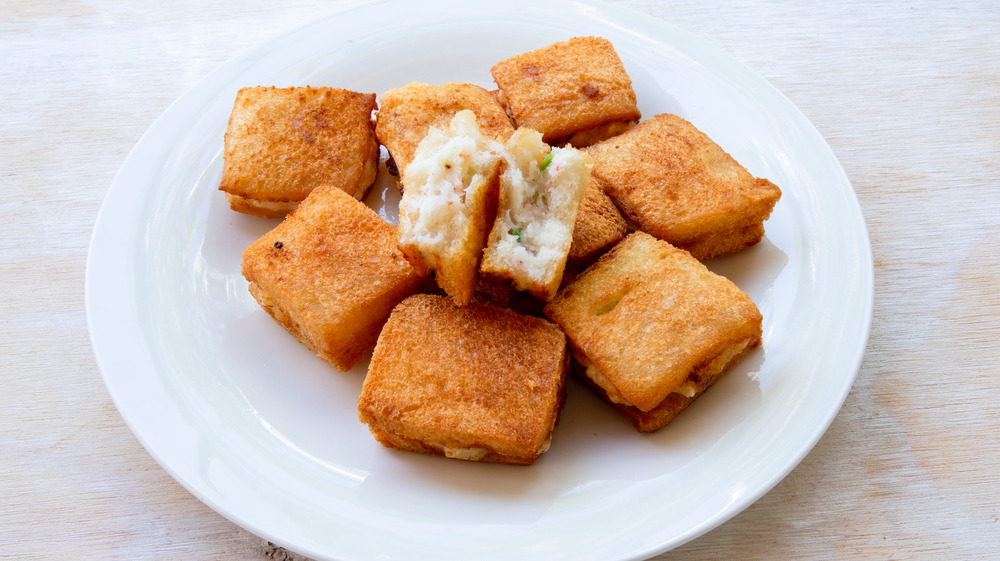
[86,1,873,559]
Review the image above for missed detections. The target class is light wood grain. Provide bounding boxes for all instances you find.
[2,1,998,559]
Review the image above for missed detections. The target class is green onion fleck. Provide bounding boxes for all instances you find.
[510,227,523,242]
[538,152,553,171]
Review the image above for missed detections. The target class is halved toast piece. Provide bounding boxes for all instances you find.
[396,110,505,305]
[481,128,592,300]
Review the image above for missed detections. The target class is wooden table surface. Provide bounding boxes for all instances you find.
[3,0,998,559]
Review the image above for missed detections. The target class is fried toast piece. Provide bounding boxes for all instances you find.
[543,232,762,432]
[490,36,640,142]
[481,128,592,300]
[567,175,628,264]
[357,294,568,465]
[584,113,782,260]
[375,82,515,180]
[397,110,504,305]
[560,119,637,148]
[219,86,379,218]
[241,184,422,371]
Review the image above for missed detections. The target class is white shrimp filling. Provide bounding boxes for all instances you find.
[493,143,588,283]
[399,110,502,261]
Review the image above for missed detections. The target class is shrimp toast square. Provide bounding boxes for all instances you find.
[357,294,568,465]
[220,86,380,218]
[584,113,782,260]
[490,36,640,143]
[375,82,515,180]
[543,232,762,432]
[481,128,592,300]
[241,184,422,371]
[397,110,504,305]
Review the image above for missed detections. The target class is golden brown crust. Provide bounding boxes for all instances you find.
[674,221,766,262]
[219,86,380,216]
[375,82,515,177]
[579,334,758,432]
[490,36,640,142]
[241,184,423,371]
[556,119,637,149]
[543,232,762,417]
[567,176,628,263]
[223,192,300,219]
[584,113,781,260]
[357,294,568,465]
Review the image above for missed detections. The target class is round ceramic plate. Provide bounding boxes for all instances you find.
[86,1,873,559]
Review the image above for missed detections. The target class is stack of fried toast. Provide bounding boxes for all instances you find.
[226,36,781,465]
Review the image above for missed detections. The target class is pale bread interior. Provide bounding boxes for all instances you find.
[398,110,503,275]
[482,128,591,299]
